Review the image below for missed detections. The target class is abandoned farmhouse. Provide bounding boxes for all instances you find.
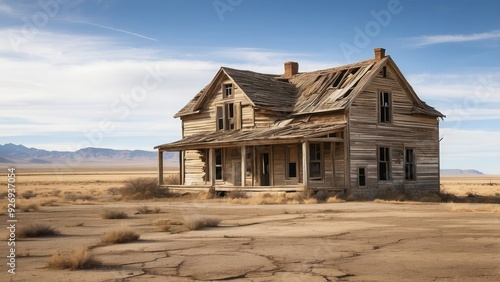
[155,48,444,196]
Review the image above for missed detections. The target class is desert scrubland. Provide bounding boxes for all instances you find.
[0,170,499,281]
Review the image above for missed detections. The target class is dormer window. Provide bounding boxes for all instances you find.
[223,83,233,98]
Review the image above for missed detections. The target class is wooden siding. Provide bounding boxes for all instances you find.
[348,68,440,194]
[184,149,207,185]
[182,77,253,137]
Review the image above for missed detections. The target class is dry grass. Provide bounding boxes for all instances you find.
[441,176,500,197]
[100,209,128,219]
[447,203,500,213]
[64,192,96,202]
[47,247,102,270]
[119,177,172,200]
[100,227,140,244]
[183,215,222,230]
[18,223,59,238]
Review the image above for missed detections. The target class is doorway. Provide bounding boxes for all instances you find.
[260,152,270,186]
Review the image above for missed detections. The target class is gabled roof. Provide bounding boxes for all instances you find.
[174,68,296,118]
[175,54,444,119]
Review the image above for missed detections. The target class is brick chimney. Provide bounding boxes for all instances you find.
[284,61,299,78]
[374,48,386,61]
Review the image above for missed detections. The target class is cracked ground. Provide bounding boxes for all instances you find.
[2,201,499,281]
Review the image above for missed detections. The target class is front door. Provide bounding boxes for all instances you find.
[261,153,270,186]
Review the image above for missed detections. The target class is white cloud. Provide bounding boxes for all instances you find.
[409,30,500,47]
[408,72,499,100]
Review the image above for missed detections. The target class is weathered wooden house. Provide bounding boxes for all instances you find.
[155,48,444,196]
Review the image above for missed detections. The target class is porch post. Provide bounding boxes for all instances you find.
[158,150,164,186]
[179,150,185,185]
[302,141,309,189]
[209,147,215,187]
[241,146,246,187]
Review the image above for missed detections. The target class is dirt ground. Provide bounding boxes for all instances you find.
[0,172,499,281]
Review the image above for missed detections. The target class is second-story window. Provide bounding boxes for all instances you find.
[216,106,224,130]
[227,103,235,130]
[223,83,233,98]
[216,103,239,131]
[379,91,391,123]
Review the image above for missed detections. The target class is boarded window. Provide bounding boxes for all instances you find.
[378,147,390,181]
[309,143,322,179]
[215,149,223,180]
[379,91,391,123]
[358,167,366,187]
[223,83,233,98]
[405,148,416,181]
[286,145,298,178]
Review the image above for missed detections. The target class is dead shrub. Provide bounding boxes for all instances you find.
[119,178,171,200]
[227,190,247,199]
[21,190,36,199]
[164,174,180,185]
[101,210,128,219]
[48,247,101,270]
[418,192,442,202]
[21,203,39,212]
[136,206,161,214]
[375,191,409,202]
[183,215,222,230]
[18,223,59,238]
[100,228,140,244]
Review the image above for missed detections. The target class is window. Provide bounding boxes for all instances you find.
[223,83,233,98]
[215,103,239,131]
[286,145,298,178]
[216,106,224,131]
[379,91,391,123]
[358,167,366,187]
[381,66,387,78]
[215,149,223,180]
[226,103,235,130]
[309,143,322,179]
[405,148,416,181]
[378,147,390,181]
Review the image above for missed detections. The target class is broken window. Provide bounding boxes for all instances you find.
[378,147,390,181]
[379,91,391,123]
[381,66,387,78]
[286,145,298,178]
[226,103,235,130]
[223,83,233,98]
[309,143,322,180]
[405,148,416,181]
[216,103,239,131]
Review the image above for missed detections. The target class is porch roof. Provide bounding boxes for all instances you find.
[155,122,346,151]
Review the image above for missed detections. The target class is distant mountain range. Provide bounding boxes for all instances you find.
[440,169,484,175]
[0,143,178,167]
[0,144,486,174]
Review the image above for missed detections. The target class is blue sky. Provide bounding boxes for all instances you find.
[0,0,499,174]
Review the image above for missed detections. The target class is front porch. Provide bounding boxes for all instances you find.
[156,124,348,192]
